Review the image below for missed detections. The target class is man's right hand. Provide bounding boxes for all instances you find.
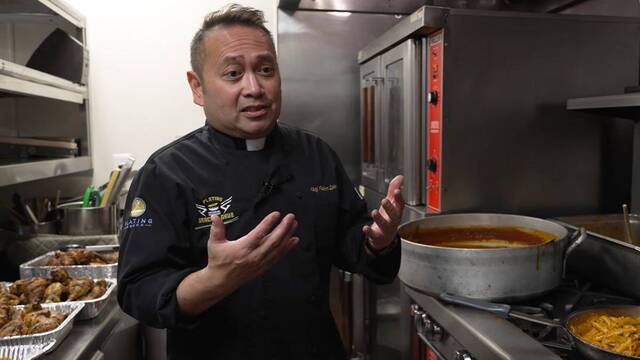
[207,212,299,288]
[176,212,299,316]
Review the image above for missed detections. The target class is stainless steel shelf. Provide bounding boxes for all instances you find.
[0,156,91,186]
[567,93,640,120]
[38,0,85,28]
[0,60,86,103]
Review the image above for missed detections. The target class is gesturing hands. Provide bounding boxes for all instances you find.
[362,175,405,252]
[207,212,299,287]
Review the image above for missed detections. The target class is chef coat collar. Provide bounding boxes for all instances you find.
[205,122,274,151]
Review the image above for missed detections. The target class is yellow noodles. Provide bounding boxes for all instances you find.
[571,313,640,357]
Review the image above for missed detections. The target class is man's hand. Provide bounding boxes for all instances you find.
[363,175,405,251]
[177,212,299,316]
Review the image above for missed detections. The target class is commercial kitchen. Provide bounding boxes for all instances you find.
[0,0,639,359]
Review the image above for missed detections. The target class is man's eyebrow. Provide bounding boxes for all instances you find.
[220,53,275,65]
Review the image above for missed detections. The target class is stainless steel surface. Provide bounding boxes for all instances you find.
[40,298,126,360]
[20,248,118,280]
[0,59,86,94]
[406,287,561,360]
[439,293,562,328]
[381,39,422,205]
[360,57,384,192]
[553,217,640,300]
[566,305,640,360]
[0,339,56,360]
[278,0,424,14]
[567,93,640,119]
[398,213,570,301]
[358,7,442,64]
[278,10,401,182]
[0,156,91,187]
[623,204,633,244]
[0,302,84,351]
[455,350,473,360]
[57,202,117,236]
[38,0,86,27]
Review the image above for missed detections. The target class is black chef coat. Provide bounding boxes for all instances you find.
[117,123,400,360]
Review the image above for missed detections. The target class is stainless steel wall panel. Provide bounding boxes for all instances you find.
[278,10,401,182]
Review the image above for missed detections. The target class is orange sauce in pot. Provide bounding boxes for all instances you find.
[404,226,556,249]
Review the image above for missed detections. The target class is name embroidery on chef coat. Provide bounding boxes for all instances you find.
[194,195,239,229]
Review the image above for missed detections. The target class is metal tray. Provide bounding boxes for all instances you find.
[0,302,84,352]
[0,339,56,359]
[19,245,118,280]
[0,279,116,321]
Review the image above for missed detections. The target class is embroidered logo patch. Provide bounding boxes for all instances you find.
[130,197,146,217]
[310,184,337,193]
[195,195,239,229]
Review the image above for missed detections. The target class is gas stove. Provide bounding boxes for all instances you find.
[406,281,637,360]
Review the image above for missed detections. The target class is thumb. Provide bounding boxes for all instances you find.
[208,215,226,243]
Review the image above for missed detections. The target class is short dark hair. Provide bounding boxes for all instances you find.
[190,4,274,77]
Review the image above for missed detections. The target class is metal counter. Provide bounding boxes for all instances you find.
[41,298,139,360]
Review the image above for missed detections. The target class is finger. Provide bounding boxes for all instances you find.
[244,212,281,248]
[208,215,226,243]
[262,236,299,268]
[392,188,405,209]
[255,214,297,257]
[372,209,394,235]
[380,198,400,225]
[386,175,404,199]
[363,225,385,245]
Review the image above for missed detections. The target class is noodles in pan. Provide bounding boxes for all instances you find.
[570,313,640,357]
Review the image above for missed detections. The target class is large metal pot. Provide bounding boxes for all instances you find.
[56,202,118,235]
[398,213,582,301]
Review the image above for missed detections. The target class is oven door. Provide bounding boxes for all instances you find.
[380,39,422,205]
[360,57,384,193]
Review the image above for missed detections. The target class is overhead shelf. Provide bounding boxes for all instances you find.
[0,60,86,103]
[567,93,640,121]
[0,156,91,186]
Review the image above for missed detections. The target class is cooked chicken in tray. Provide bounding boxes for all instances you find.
[0,269,108,306]
[0,304,67,338]
[45,250,118,266]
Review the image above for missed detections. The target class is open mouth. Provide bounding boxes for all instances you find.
[240,104,269,118]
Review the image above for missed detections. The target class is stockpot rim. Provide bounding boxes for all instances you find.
[398,213,570,252]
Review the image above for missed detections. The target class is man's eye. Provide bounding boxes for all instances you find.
[259,66,274,75]
[224,70,243,79]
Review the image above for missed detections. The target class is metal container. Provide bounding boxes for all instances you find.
[19,245,119,280]
[1,279,116,320]
[0,339,57,359]
[0,302,84,351]
[56,202,117,235]
[398,213,579,301]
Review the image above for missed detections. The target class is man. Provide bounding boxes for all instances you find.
[117,4,404,359]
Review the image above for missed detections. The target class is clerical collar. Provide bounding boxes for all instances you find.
[207,123,270,151]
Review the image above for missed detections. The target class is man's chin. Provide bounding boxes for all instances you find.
[240,118,276,139]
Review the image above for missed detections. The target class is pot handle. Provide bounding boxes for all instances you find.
[563,227,587,279]
[439,293,511,317]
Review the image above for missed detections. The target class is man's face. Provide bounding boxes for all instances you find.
[188,25,281,139]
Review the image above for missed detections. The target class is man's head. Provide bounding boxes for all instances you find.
[187,4,281,139]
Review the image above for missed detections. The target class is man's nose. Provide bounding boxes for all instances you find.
[242,72,264,97]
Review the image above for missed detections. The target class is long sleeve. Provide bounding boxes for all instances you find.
[330,150,401,284]
[117,161,200,329]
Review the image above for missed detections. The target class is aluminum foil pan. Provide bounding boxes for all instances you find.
[19,245,118,280]
[0,279,116,321]
[0,302,84,351]
[0,339,56,359]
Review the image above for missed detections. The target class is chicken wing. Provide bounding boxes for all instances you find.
[80,279,108,300]
[50,268,72,286]
[67,278,93,301]
[43,282,66,303]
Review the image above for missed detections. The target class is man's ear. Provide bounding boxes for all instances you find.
[187,71,204,106]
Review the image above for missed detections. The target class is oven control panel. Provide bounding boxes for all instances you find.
[427,31,444,214]
[411,304,476,360]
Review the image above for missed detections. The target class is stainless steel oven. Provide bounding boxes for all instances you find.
[358,6,639,215]
[355,6,640,360]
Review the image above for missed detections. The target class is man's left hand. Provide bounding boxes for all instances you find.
[363,175,405,251]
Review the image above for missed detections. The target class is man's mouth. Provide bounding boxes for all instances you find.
[240,104,269,118]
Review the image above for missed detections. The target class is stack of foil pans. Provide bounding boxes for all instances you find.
[0,340,56,359]
[0,279,116,320]
[19,245,118,280]
[0,303,84,353]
